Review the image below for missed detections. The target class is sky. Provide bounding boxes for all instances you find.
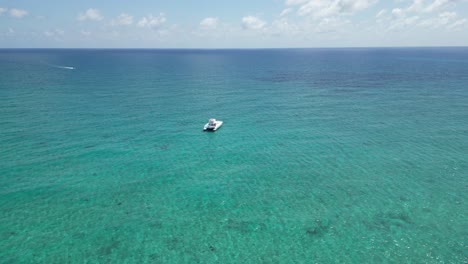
[0,0,467,48]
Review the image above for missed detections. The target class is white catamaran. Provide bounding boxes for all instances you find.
[203,118,223,131]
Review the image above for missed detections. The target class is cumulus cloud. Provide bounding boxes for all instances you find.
[137,13,167,29]
[406,0,426,13]
[287,0,376,18]
[424,0,460,13]
[10,8,28,18]
[81,30,92,36]
[388,15,420,30]
[438,11,457,21]
[43,29,65,41]
[77,8,103,21]
[0,7,7,15]
[313,17,351,33]
[401,0,461,14]
[270,17,299,35]
[380,0,466,31]
[200,17,219,29]
[280,8,293,17]
[286,0,309,5]
[418,11,465,29]
[376,9,387,18]
[111,13,133,26]
[44,29,64,37]
[447,18,467,30]
[242,16,266,30]
[392,8,405,18]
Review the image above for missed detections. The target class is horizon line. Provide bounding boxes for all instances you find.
[0,46,467,50]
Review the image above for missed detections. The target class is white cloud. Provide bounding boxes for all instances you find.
[315,17,351,33]
[376,9,387,18]
[242,16,266,30]
[1,0,466,48]
[418,11,462,28]
[81,30,92,36]
[447,18,467,30]
[137,13,167,29]
[373,0,466,33]
[424,0,459,13]
[402,0,461,14]
[286,0,309,5]
[392,8,405,18]
[439,11,457,21]
[200,17,219,29]
[407,0,425,13]
[280,8,293,17]
[389,15,420,30]
[269,15,351,38]
[77,8,103,21]
[10,8,28,18]
[288,0,376,18]
[270,17,299,35]
[404,16,420,25]
[43,29,65,41]
[111,13,133,26]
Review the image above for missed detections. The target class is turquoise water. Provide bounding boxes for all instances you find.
[1,48,467,263]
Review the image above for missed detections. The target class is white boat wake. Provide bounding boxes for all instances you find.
[51,65,75,70]
[57,66,75,70]
[43,62,76,70]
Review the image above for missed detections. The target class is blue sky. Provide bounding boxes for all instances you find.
[1,0,467,48]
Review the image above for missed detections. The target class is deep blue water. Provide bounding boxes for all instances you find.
[1,48,467,263]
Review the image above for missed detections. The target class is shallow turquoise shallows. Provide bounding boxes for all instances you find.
[1,48,467,263]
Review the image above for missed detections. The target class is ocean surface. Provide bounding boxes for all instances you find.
[0,48,467,263]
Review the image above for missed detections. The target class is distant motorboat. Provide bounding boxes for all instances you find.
[204,118,223,131]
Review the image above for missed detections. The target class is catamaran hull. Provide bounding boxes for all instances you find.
[203,121,223,131]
